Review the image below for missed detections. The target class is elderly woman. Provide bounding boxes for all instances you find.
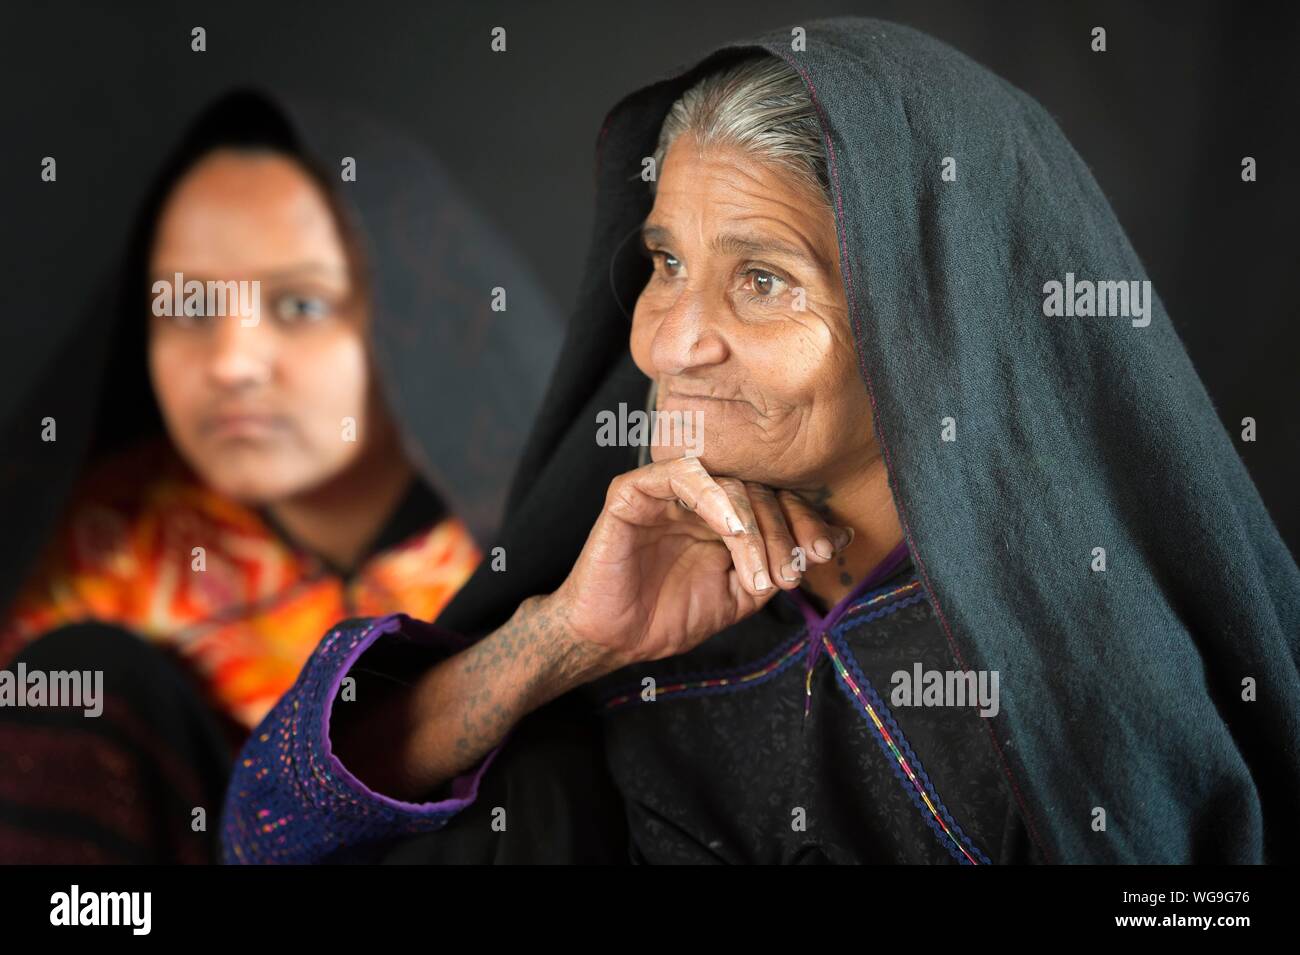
[222,19,1300,864]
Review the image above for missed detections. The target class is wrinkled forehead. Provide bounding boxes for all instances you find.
[648,136,841,278]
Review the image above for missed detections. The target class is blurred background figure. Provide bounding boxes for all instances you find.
[0,89,561,862]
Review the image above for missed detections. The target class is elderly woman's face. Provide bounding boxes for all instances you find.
[630,136,876,491]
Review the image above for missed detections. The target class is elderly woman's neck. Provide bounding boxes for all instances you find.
[796,458,905,609]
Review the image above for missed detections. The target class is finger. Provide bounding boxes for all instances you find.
[744,482,802,590]
[777,490,852,565]
[727,564,781,619]
[610,457,746,542]
[713,477,774,597]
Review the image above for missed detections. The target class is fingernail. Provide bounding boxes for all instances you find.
[678,497,695,511]
[726,515,744,536]
[780,562,800,582]
[834,526,855,550]
[754,569,772,592]
[813,537,834,559]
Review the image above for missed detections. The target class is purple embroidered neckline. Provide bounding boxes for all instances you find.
[786,539,911,632]
[785,539,911,717]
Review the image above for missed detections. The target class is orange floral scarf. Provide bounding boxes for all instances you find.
[1,443,479,729]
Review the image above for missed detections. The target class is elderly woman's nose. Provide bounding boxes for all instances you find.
[649,292,728,374]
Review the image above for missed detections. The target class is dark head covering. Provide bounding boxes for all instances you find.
[437,18,1300,863]
[1,88,562,607]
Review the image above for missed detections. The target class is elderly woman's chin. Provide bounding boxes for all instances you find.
[648,435,776,486]
[647,441,705,467]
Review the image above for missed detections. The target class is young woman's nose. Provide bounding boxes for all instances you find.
[206,318,275,389]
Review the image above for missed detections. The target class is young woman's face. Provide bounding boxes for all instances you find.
[148,149,386,504]
[630,136,876,492]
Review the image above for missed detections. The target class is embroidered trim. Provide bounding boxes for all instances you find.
[597,573,987,863]
[601,634,808,709]
[600,577,923,710]
[803,579,924,717]
[841,578,922,618]
[823,626,992,865]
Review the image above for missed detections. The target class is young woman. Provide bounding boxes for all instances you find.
[0,89,560,862]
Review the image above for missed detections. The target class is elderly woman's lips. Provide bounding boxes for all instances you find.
[664,389,745,404]
[661,390,760,422]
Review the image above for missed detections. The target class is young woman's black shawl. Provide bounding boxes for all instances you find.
[0,88,563,604]
[434,18,1300,863]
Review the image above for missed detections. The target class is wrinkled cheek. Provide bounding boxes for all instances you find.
[694,403,778,472]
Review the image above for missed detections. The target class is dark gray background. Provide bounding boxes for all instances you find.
[4,1,1297,555]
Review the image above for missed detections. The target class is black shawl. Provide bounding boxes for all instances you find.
[435,18,1300,863]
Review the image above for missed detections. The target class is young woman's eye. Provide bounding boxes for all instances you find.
[274,295,330,324]
[166,300,211,328]
[744,268,787,299]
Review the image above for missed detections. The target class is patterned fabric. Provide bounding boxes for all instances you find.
[221,556,1042,864]
[822,624,989,864]
[0,622,234,864]
[595,567,1024,864]
[0,442,480,730]
[597,574,989,863]
[221,614,500,864]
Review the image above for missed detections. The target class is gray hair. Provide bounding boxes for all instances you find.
[651,55,830,205]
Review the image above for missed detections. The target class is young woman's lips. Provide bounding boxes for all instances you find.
[201,412,291,439]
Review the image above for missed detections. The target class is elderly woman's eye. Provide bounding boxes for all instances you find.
[651,251,682,276]
[275,295,330,323]
[745,268,787,299]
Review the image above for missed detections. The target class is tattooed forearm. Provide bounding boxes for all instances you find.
[330,593,608,802]
[414,594,610,789]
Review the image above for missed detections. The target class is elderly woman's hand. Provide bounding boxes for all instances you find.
[331,456,851,800]
[550,456,851,670]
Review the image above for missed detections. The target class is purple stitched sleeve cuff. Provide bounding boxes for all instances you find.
[220,613,503,864]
